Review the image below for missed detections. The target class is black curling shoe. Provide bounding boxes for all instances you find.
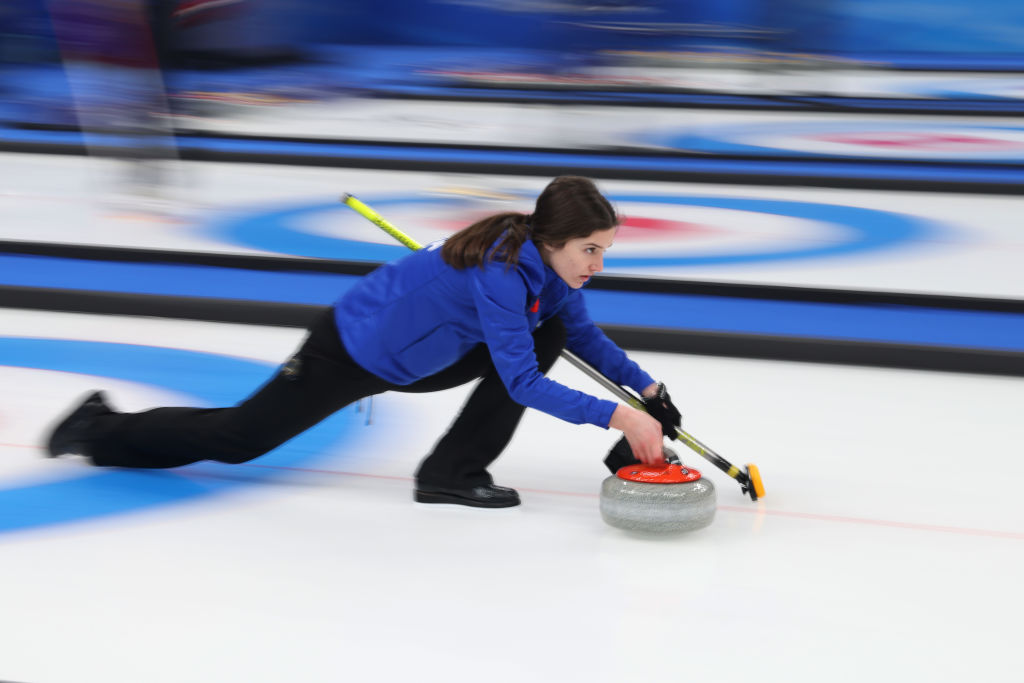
[414,483,521,508]
[46,391,111,457]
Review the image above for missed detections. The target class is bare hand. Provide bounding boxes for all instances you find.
[608,404,665,465]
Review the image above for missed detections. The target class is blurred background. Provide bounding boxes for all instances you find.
[2,0,1023,373]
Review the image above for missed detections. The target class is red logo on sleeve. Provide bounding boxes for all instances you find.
[529,297,540,313]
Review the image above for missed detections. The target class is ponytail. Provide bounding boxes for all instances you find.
[441,212,531,269]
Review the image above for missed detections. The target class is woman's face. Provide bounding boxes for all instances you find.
[541,226,616,289]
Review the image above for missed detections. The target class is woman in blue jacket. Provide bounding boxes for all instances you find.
[45,176,681,508]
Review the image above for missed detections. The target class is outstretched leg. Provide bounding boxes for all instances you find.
[47,311,389,468]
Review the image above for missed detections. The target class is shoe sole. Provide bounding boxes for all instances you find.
[414,490,521,508]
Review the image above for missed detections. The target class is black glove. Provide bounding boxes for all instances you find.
[603,436,638,473]
[603,436,681,473]
[642,382,682,439]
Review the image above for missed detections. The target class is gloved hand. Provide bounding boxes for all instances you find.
[642,382,682,439]
[603,435,681,473]
[603,435,638,473]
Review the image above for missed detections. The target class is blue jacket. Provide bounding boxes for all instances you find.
[333,239,654,428]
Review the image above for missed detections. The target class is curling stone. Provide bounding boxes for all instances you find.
[600,456,716,534]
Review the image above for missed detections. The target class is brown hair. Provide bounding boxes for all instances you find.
[441,176,619,269]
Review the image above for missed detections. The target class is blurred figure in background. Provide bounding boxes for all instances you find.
[48,0,179,209]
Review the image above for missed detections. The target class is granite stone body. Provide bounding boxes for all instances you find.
[600,474,716,533]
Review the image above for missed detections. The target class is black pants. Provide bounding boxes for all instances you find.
[80,309,567,488]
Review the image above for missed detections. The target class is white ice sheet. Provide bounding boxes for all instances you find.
[1,309,1021,683]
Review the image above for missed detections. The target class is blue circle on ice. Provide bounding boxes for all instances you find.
[207,193,930,267]
[640,121,1024,161]
[0,338,357,534]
